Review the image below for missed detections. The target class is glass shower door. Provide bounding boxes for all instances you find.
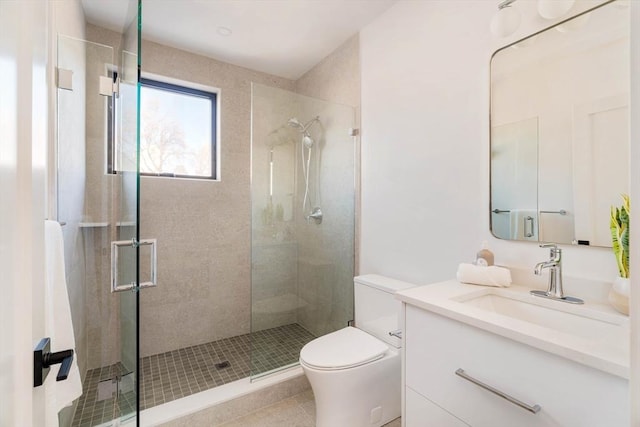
[250,84,356,378]
[56,2,142,425]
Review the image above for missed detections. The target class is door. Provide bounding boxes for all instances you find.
[55,2,144,425]
[572,95,630,247]
[0,0,49,425]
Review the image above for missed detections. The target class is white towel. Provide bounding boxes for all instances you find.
[44,220,82,427]
[456,263,512,288]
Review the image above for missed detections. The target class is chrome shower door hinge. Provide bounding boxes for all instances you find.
[57,68,73,91]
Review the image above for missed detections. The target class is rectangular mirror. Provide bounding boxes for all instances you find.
[490,0,629,247]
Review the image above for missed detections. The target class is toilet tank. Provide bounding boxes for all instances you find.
[354,274,416,348]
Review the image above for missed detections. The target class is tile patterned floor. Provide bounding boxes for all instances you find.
[250,323,315,377]
[72,323,315,427]
[71,363,136,427]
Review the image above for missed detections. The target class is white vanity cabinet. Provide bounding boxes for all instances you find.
[403,304,629,427]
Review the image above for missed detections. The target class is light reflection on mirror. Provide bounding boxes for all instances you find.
[490,0,629,248]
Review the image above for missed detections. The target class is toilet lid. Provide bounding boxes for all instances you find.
[300,327,388,370]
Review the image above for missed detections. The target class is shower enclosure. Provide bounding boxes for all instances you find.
[55,2,356,425]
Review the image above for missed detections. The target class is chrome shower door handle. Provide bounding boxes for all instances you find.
[137,238,158,290]
[111,238,157,292]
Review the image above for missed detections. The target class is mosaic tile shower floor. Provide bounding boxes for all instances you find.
[72,323,315,427]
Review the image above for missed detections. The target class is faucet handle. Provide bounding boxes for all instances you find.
[540,243,560,259]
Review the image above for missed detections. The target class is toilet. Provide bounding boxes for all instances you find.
[299,274,415,427]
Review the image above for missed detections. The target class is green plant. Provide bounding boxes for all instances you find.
[610,194,630,278]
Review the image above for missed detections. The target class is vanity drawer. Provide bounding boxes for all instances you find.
[405,386,469,427]
[404,305,628,427]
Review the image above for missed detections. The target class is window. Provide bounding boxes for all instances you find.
[109,76,218,179]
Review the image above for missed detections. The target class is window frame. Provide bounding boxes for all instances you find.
[108,75,218,180]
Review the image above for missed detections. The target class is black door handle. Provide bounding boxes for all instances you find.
[34,337,74,387]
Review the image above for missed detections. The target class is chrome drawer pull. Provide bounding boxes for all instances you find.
[455,368,541,414]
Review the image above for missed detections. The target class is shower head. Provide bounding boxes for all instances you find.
[287,117,303,129]
[287,116,320,134]
[288,116,319,148]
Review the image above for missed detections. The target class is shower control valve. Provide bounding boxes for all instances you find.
[306,207,323,225]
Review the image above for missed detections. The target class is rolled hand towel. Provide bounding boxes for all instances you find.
[456,263,512,288]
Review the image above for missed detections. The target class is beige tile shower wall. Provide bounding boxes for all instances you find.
[83,228,122,369]
[293,35,360,336]
[140,45,294,356]
[295,35,360,108]
[88,24,296,357]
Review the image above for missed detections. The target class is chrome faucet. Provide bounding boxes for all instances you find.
[534,243,563,297]
[530,243,584,304]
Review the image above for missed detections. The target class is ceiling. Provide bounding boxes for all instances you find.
[81,0,396,80]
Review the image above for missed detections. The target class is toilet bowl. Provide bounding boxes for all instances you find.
[299,274,415,427]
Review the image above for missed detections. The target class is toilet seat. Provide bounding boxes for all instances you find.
[300,327,388,371]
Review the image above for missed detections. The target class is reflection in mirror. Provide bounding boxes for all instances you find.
[491,117,538,241]
[490,0,629,247]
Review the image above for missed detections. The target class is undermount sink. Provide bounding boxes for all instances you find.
[455,290,628,350]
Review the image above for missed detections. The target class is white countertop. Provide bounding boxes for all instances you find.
[396,280,630,379]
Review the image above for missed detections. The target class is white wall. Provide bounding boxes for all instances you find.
[360,1,486,285]
[359,0,620,287]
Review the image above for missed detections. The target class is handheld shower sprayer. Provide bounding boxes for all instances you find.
[287,115,321,217]
[287,116,320,147]
[302,135,314,148]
